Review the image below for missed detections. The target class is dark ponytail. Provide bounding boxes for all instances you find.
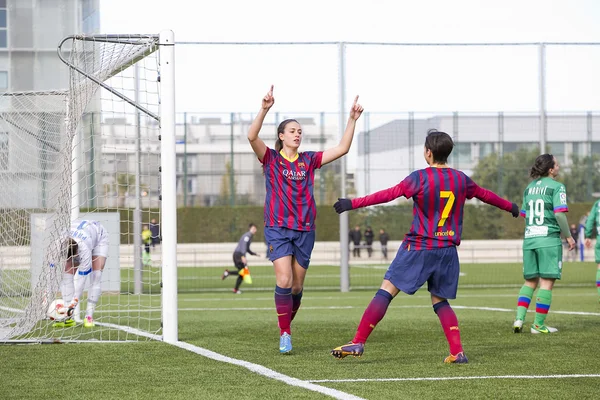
[530,154,555,179]
[275,119,298,152]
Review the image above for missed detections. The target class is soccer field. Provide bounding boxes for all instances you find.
[2,275,600,399]
[122,261,599,293]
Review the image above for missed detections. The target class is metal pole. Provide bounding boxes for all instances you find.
[338,42,350,293]
[230,112,235,207]
[408,112,414,173]
[183,112,187,207]
[319,111,325,205]
[497,112,504,196]
[133,63,142,295]
[89,113,96,208]
[363,112,368,195]
[69,96,80,222]
[587,111,593,201]
[539,43,547,154]
[159,30,178,343]
[453,111,459,170]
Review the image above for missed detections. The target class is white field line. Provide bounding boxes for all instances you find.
[93,305,600,317]
[180,292,598,302]
[308,374,600,383]
[91,322,366,400]
[0,305,25,314]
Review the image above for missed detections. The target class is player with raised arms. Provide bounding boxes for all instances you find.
[330,129,519,363]
[513,154,575,334]
[248,85,363,353]
[54,219,109,328]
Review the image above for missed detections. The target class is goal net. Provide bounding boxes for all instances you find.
[0,33,171,342]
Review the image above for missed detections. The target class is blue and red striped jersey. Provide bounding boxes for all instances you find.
[351,167,513,250]
[260,147,323,231]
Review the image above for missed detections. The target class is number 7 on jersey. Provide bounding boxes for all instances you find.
[438,191,455,227]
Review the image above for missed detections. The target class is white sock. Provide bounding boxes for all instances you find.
[86,270,103,318]
[61,273,74,304]
[74,273,87,302]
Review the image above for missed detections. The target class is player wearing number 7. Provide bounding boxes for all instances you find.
[330,129,519,363]
[513,154,575,334]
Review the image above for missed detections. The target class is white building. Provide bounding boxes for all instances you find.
[355,113,600,198]
[99,113,342,207]
[0,1,100,208]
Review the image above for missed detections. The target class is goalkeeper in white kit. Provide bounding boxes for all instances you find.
[54,219,109,328]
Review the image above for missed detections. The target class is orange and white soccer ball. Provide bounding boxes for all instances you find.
[46,299,67,321]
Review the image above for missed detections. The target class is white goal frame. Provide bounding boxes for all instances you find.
[57,30,178,343]
[0,30,177,344]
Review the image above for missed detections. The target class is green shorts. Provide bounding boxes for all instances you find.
[522,245,563,280]
[595,246,600,264]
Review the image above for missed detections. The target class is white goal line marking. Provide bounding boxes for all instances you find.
[96,322,365,400]
[182,292,597,302]
[308,374,600,383]
[93,305,600,317]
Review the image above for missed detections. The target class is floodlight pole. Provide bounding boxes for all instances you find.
[160,30,178,344]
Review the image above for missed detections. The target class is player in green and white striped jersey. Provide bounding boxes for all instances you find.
[583,199,600,301]
[513,154,576,334]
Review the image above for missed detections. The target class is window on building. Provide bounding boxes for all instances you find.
[187,178,196,195]
[593,142,600,155]
[0,2,6,49]
[502,142,537,154]
[449,142,472,166]
[0,71,7,90]
[176,155,196,174]
[0,132,8,170]
[572,142,587,158]
[478,142,495,159]
[547,142,565,160]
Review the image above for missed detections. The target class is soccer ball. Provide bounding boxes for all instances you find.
[46,299,67,321]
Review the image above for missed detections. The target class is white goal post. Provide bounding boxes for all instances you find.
[0,31,177,343]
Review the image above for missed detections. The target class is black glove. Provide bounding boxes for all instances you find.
[333,198,353,214]
[511,203,520,218]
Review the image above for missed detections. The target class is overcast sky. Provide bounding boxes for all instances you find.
[99,0,600,114]
[97,0,600,173]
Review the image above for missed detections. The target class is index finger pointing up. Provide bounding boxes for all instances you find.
[353,95,359,105]
[269,85,274,96]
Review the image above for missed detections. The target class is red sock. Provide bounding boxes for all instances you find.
[434,301,463,355]
[275,286,292,335]
[353,289,393,344]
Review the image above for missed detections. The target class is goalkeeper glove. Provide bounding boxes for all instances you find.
[63,297,79,317]
[333,198,353,214]
[511,203,520,218]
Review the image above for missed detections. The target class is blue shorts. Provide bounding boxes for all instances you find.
[384,242,460,299]
[264,227,316,269]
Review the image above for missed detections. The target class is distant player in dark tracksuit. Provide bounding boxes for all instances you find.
[331,129,520,363]
[221,223,259,294]
[248,85,364,354]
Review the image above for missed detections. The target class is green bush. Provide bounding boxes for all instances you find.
[3,203,593,245]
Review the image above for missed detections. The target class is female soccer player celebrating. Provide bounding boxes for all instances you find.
[248,85,363,353]
[330,130,519,363]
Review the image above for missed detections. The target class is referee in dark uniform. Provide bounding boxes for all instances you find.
[221,223,259,294]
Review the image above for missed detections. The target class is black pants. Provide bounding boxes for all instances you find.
[229,252,246,290]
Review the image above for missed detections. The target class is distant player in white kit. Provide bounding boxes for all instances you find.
[54,219,109,328]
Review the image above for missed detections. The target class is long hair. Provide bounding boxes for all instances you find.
[275,119,298,152]
[530,154,555,179]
